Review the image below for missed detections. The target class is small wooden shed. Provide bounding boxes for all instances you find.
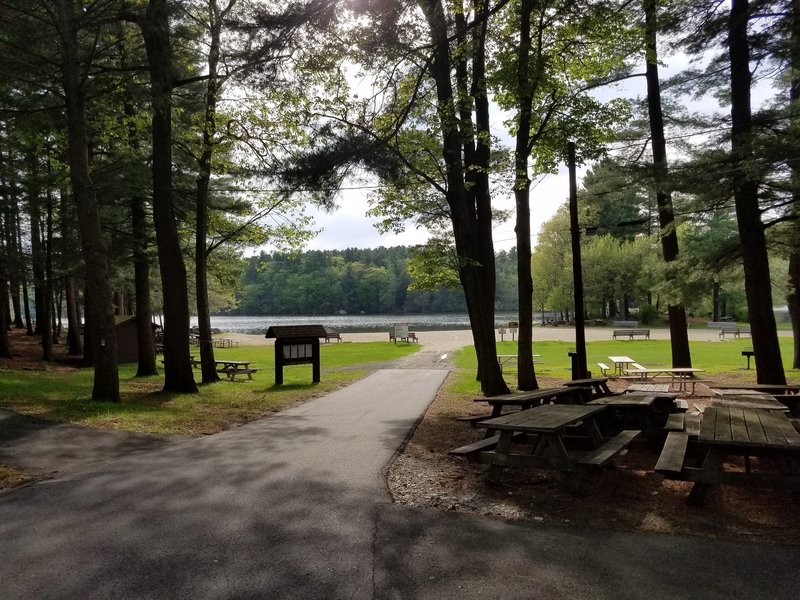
[115,315,157,363]
[265,325,327,384]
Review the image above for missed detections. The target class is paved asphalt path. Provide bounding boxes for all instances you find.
[1,367,799,599]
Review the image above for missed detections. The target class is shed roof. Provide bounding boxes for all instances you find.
[265,325,327,339]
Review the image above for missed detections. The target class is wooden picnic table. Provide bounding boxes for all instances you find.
[497,354,541,372]
[710,383,800,395]
[711,394,788,411]
[625,383,672,394]
[563,377,616,399]
[625,367,705,392]
[588,393,678,438]
[460,404,640,485]
[215,359,257,381]
[656,406,800,505]
[608,355,635,375]
[474,386,591,418]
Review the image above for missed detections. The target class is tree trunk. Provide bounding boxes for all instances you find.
[513,0,537,390]
[55,0,120,401]
[418,0,507,395]
[41,184,54,360]
[64,276,82,354]
[140,0,197,393]
[195,0,229,385]
[26,149,46,337]
[0,210,10,357]
[786,0,800,370]
[644,0,691,367]
[729,0,785,384]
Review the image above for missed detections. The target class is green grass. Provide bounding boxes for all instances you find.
[450,337,800,395]
[0,341,418,435]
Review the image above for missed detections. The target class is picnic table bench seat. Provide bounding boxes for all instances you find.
[323,328,342,343]
[577,430,640,466]
[655,431,690,474]
[597,362,611,376]
[449,432,523,459]
[612,329,650,340]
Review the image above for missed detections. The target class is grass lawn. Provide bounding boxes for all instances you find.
[449,337,800,394]
[0,341,418,435]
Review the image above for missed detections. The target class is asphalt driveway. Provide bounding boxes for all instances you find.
[0,368,797,599]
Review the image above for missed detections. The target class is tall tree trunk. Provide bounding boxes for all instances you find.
[0,146,24,329]
[195,0,229,384]
[418,0,507,395]
[55,0,120,401]
[513,0,537,390]
[119,33,158,378]
[787,0,800,369]
[26,149,46,337]
[140,0,197,393]
[17,203,33,335]
[64,276,82,354]
[0,208,11,357]
[59,186,83,354]
[41,184,54,360]
[644,0,691,367]
[729,0,785,384]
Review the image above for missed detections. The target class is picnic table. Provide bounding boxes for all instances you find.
[625,383,672,394]
[656,407,800,505]
[451,404,640,486]
[215,359,257,381]
[588,393,677,438]
[711,388,800,415]
[625,367,705,393]
[608,355,636,375]
[497,354,541,371]
[710,383,800,395]
[563,377,616,399]
[474,386,591,419]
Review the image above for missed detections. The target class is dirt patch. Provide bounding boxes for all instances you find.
[388,373,800,544]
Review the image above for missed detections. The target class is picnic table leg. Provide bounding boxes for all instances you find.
[687,448,723,507]
[487,430,515,483]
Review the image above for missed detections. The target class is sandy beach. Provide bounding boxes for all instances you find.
[225,325,771,357]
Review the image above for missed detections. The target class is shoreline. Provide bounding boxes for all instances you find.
[223,326,784,352]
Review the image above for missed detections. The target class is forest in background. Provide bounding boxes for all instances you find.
[234,247,520,315]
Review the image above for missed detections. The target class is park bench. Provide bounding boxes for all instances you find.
[389,330,417,343]
[323,327,342,343]
[612,329,650,340]
[597,362,612,376]
[718,324,749,339]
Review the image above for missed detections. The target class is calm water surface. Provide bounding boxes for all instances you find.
[192,313,526,335]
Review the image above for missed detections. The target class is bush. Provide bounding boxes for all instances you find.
[637,304,659,325]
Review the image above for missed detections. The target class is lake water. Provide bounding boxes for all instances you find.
[191,312,527,335]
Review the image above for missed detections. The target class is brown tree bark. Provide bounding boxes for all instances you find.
[418,0,508,395]
[786,0,800,370]
[195,0,234,384]
[728,0,785,384]
[644,0,691,367]
[512,0,538,390]
[139,0,197,393]
[54,0,120,400]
